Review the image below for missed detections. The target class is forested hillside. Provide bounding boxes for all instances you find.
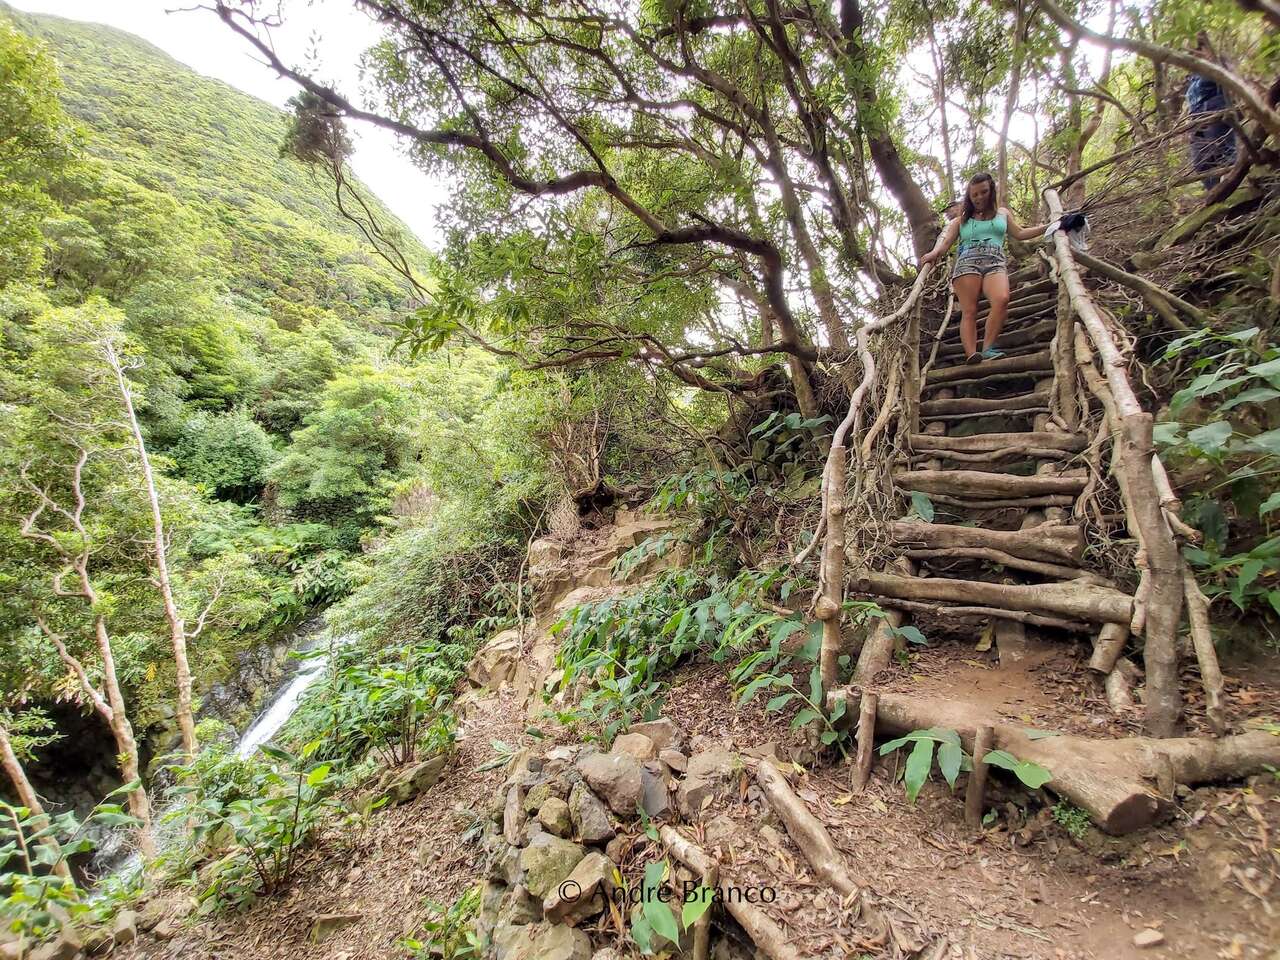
[0,3,554,825]
[3,1,1280,958]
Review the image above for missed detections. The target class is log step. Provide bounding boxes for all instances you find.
[851,571,1132,624]
[910,432,1086,455]
[826,688,1280,834]
[926,349,1053,386]
[895,468,1087,500]
[935,320,1056,358]
[919,389,1050,420]
[887,519,1084,564]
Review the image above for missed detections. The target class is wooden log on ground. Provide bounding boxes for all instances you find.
[895,469,1087,499]
[851,693,878,793]
[920,390,1050,418]
[852,571,1132,623]
[867,597,1092,632]
[1105,657,1139,712]
[660,826,805,960]
[1182,562,1226,736]
[965,726,994,827]
[756,760,860,898]
[911,432,1085,455]
[853,605,905,682]
[925,493,1076,509]
[902,547,1098,582]
[926,349,1053,386]
[827,688,1280,833]
[1089,622,1129,674]
[693,862,716,960]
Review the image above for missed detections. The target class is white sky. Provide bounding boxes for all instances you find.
[8,0,447,247]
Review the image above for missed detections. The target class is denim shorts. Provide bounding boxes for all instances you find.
[952,243,1007,279]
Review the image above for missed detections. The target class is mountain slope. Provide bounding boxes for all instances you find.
[4,2,428,329]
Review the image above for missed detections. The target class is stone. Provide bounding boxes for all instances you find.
[493,921,536,960]
[677,748,740,817]
[569,782,615,844]
[543,851,617,925]
[309,912,361,944]
[604,833,632,863]
[529,924,593,960]
[112,909,138,945]
[468,628,523,688]
[658,749,688,773]
[626,718,681,752]
[592,950,623,960]
[524,781,554,814]
[497,885,542,928]
[639,767,670,819]
[612,732,656,760]
[151,918,179,941]
[479,881,507,940]
[518,833,587,899]
[546,745,579,764]
[742,742,781,762]
[1133,929,1165,949]
[576,751,644,816]
[82,926,112,955]
[30,931,80,960]
[381,754,447,805]
[539,797,573,837]
[504,784,526,844]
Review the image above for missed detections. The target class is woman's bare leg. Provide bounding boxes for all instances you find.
[954,273,982,357]
[981,270,1011,350]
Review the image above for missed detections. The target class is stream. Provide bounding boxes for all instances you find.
[89,628,349,878]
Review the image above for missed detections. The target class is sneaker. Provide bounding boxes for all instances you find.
[966,352,983,365]
[981,347,1005,361]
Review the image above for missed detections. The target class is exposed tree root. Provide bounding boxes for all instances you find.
[925,349,1053,386]
[867,597,1092,632]
[895,469,1086,499]
[919,390,1050,418]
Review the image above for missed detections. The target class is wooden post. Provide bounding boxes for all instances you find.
[965,725,994,828]
[693,862,717,960]
[851,692,879,793]
[905,300,922,438]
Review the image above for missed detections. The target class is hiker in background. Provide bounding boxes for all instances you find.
[1186,35,1238,190]
[920,172,1050,365]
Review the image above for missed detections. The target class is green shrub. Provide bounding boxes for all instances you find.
[169,742,342,911]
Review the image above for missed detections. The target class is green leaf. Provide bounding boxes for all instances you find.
[1023,729,1060,740]
[937,740,962,788]
[983,750,1053,789]
[765,693,796,713]
[1220,387,1280,411]
[1187,421,1233,454]
[910,491,935,522]
[681,886,714,929]
[1260,492,1280,518]
[1244,429,1280,456]
[904,738,934,803]
[893,625,928,646]
[305,764,331,787]
[643,866,680,945]
[1246,357,1280,378]
[792,708,820,728]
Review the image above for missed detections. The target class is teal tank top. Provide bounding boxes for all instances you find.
[959,213,1007,251]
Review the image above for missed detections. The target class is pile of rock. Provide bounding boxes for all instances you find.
[478,719,742,960]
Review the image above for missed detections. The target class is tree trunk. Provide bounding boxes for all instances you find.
[997,0,1026,199]
[92,614,155,857]
[840,0,939,258]
[106,342,197,759]
[0,722,72,879]
[853,571,1132,623]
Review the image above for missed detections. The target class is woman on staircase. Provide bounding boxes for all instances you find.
[920,172,1050,364]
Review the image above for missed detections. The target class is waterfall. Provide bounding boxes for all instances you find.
[235,645,332,758]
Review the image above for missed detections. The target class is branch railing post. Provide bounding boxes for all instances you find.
[1044,188,1185,737]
